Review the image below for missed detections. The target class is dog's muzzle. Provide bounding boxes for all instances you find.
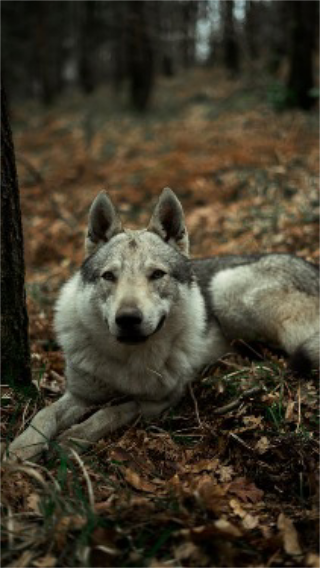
[115,308,166,344]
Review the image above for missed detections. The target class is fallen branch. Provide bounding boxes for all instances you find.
[213,385,265,415]
[188,383,202,427]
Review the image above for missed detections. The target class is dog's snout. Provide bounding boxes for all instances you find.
[116,307,143,329]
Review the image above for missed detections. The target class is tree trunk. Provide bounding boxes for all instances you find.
[34,3,64,105]
[79,0,96,94]
[222,0,240,77]
[267,1,288,74]
[181,1,198,68]
[1,86,31,386]
[245,1,259,60]
[286,0,315,110]
[126,1,155,112]
[111,1,127,92]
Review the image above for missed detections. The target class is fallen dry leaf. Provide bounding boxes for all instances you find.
[217,464,235,482]
[173,541,208,564]
[255,436,271,454]
[305,552,320,567]
[214,518,243,537]
[242,512,259,530]
[227,477,264,504]
[277,513,303,557]
[229,498,247,518]
[33,555,57,568]
[26,492,41,514]
[285,400,296,422]
[196,476,229,514]
[8,551,34,568]
[185,458,219,474]
[54,515,87,549]
[228,499,260,530]
[124,468,157,493]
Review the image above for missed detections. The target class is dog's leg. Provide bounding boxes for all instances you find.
[7,392,90,462]
[57,395,181,453]
[138,394,182,418]
[57,401,139,447]
[278,293,320,376]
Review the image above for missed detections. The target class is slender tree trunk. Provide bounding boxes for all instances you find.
[111,1,127,92]
[34,3,64,105]
[181,1,197,68]
[1,86,31,385]
[222,0,240,77]
[79,0,96,94]
[267,1,288,75]
[245,1,259,60]
[126,1,155,112]
[286,0,315,110]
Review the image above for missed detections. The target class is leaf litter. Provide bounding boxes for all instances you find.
[1,69,319,566]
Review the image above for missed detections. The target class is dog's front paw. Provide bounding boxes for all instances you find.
[4,440,47,462]
[6,434,47,463]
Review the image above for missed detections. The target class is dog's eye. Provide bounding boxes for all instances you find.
[150,269,166,281]
[101,271,116,282]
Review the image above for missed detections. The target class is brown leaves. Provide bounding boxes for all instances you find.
[2,69,319,567]
[33,556,57,568]
[227,477,264,504]
[277,513,303,557]
[123,468,158,493]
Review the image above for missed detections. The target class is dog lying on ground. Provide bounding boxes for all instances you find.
[8,188,319,461]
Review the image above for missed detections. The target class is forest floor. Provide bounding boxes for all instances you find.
[1,69,319,568]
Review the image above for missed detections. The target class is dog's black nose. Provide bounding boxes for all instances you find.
[116,307,143,329]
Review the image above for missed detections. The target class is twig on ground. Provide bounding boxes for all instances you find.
[235,339,265,360]
[219,359,251,371]
[188,383,202,427]
[229,432,254,452]
[213,385,265,415]
[296,381,301,431]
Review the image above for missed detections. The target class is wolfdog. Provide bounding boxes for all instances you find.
[8,188,319,461]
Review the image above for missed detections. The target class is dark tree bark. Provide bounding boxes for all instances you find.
[222,0,240,76]
[79,0,97,94]
[286,0,315,110]
[157,1,175,78]
[1,86,31,385]
[245,1,259,60]
[181,1,198,68]
[111,1,127,92]
[267,1,288,74]
[126,1,155,112]
[34,3,65,105]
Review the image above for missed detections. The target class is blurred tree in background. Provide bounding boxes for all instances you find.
[286,0,318,110]
[222,0,240,76]
[2,0,319,111]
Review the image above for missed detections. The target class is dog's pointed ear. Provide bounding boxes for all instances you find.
[85,191,122,256]
[148,188,189,256]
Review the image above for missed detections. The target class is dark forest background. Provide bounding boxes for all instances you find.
[2,0,319,110]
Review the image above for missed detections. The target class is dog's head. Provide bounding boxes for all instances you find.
[81,189,192,344]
